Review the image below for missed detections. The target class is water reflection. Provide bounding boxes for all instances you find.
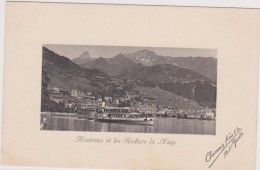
[45,116,215,135]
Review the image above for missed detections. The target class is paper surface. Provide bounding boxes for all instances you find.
[2,2,260,169]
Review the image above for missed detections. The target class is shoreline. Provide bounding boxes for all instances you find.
[41,112,215,121]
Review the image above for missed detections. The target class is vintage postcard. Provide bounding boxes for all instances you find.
[1,2,260,170]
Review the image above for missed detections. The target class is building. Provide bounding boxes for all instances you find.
[138,104,158,114]
[84,95,95,99]
[112,98,119,105]
[50,96,63,104]
[65,102,76,109]
[97,95,102,102]
[86,91,93,96]
[157,108,169,115]
[71,90,78,97]
[104,96,113,103]
[118,99,130,107]
[71,90,85,97]
[51,87,61,94]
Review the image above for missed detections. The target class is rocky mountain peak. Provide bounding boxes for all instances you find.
[135,49,157,56]
[72,50,92,65]
[79,50,91,59]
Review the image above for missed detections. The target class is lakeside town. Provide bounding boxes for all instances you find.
[42,86,216,120]
[41,45,217,134]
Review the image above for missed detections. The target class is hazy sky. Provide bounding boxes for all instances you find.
[44,44,217,59]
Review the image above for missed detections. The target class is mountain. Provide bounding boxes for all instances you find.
[42,47,111,93]
[80,49,217,81]
[81,53,136,76]
[108,53,134,65]
[163,56,217,82]
[118,64,216,107]
[72,50,94,65]
[118,64,209,84]
[133,86,203,110]
[124,49,164,66]
[160,80,216,108]
[81,57,116,76]
[42,47,217,108]
[124,49,217,81]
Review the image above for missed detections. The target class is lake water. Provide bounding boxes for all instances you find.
[43,116,216,135]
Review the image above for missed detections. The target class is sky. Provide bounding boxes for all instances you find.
[44,44,217,59]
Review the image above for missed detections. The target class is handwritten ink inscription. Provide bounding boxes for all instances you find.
[205,127,243,168]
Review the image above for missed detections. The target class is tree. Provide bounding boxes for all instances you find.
[41,68,50,112]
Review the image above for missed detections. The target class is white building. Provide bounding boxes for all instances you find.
[71,90,78,97]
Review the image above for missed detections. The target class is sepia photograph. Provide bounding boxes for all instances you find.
[3,1,260,169]
[41,44,217,135]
